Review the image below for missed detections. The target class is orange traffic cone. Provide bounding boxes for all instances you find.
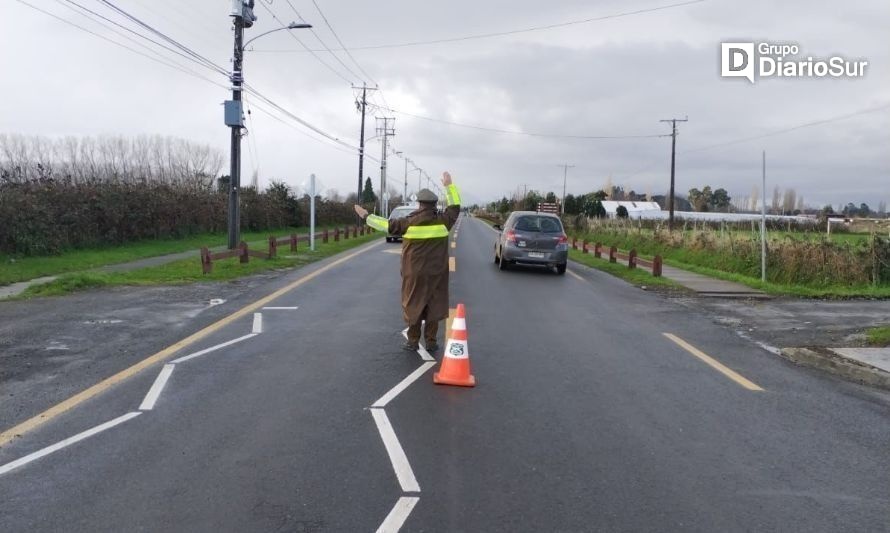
[433,303,476,387]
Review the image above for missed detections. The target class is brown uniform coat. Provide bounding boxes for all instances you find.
[388,203,460,324]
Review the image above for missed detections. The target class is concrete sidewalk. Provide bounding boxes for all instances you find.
[0,248,205,300]
[660,265,768,298]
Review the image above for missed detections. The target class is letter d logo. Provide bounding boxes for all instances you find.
[721,42,755,83]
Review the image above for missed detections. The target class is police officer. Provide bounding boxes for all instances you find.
[354,172,461,352]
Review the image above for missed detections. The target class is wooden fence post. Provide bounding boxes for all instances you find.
[594,243,602,258]
[628,249,637,269]
[352,226,357,238]
[268,236,277,259]
[582,239,588,254]
[323,229,329,243]
[290,234,298,252]
[653,255,663,277]
[239,241,249,264]
[343,226,349,240]
[334,228,340,242]
[200,246,212,274]
[609,246,617,263]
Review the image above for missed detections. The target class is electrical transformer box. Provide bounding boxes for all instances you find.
[224,100,243,127]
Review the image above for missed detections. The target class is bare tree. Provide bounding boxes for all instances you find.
[771,186,781,214]
[749,186,759,212]
[782,188,797,214]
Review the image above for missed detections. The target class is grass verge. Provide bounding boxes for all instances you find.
[865,326,890,347]
[20,232,382,298]
[0,225,346,286]
[568,249,682,291]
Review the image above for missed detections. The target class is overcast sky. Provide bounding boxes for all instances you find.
[4,0,888,209]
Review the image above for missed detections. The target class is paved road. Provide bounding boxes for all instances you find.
[1,215,888,532]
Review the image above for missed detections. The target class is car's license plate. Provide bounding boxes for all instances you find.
[517,241,527,247]
[528,252,545,258]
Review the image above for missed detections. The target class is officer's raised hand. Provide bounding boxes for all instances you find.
[353,205,368,219]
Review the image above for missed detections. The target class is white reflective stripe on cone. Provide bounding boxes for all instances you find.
[451,317,467,330]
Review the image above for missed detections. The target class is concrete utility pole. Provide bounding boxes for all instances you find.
[353,83,377,216]
[375,117,395,217]
[309,173,316,251]
[660,117,688,232]
[761,151,767,282]
[403,157,410,204]
[558,163,574,215]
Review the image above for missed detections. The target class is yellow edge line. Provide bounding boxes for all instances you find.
[449,256,456,272]
[0,239,384,446]
[446,308,456,341]
[451,241,456,249]
[663,333,764,391]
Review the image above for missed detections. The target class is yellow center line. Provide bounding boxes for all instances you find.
[449,256,456,272]
[451,241,456,249]
[663,333,764,391]
[0,239,385,446]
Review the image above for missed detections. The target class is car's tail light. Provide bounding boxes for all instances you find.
[556,234,568,244]
[505,230,517,243]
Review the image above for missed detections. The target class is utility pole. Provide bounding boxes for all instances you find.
[226,15,245,250]
[558,163,574,215]
[403,157,410,204]
[375,117,395,217]
[353,83,377,217]
[660,117,688,232]
[761,150,767,282]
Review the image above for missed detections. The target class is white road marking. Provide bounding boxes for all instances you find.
[170,333,257,364]
[252,313,263,334]
[0,412,142,476]
[262,306,299,310]
[401,328,434,361]
[416,346,435,362]
[138,364,175,411]
[567,269,585,281]
[372,362,437,408]
[376,496,420,533]
[370,409,421,492]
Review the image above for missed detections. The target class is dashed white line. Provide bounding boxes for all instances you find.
[401,328,435,361]
[170,333,258,364]
[138,364,175,411]
[252,313,263,334]
[370,409,421,492]
[0,412,142,476]
[375,496,420,533]
[372,362,437,408]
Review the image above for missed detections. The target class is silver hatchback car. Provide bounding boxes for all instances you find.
[493,211,569,275]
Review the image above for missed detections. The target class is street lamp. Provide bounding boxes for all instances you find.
[225,12,312,249]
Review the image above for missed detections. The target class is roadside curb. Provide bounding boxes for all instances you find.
[779,347,890,390]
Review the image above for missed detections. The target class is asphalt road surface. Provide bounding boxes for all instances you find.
[1,214,888,532]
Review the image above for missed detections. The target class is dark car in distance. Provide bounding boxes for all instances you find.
[386,205,418,242]
[493,211,569,274]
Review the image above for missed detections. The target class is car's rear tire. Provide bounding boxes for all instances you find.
[385,237,392,243]
[556,263,567,275]
[498,250,509,271]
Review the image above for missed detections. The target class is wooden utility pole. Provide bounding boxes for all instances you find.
[660,117,688,231]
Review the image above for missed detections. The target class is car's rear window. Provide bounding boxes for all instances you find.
[390,208,415,219]
[513,215,563,233]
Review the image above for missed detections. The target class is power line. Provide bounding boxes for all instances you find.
[683,103,890,154]
[254,1,354,84]
[96,0,229,76]
[60,0,227,79]
[377,105,668,140]
[15,0,227,88]
[281,0,363,82]
[251,0,706,52]
[308,0,376,85]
